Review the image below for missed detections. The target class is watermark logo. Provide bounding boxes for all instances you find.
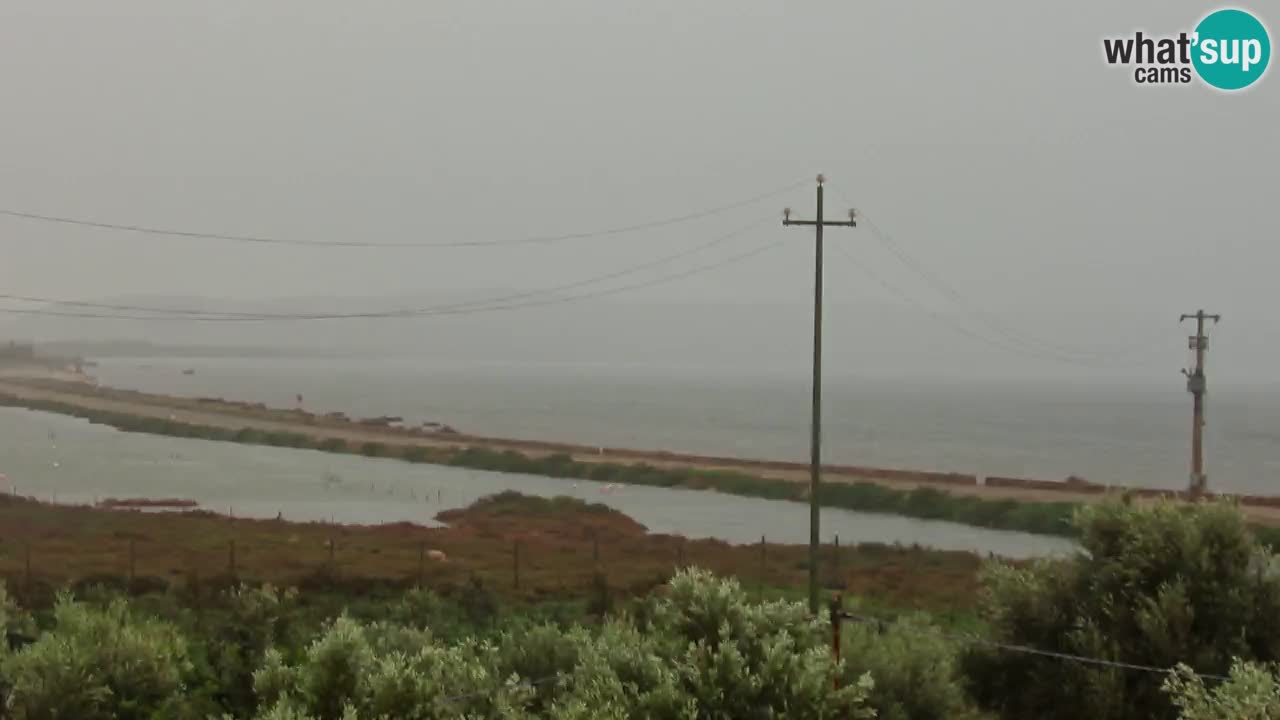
[1103,8,1270,90]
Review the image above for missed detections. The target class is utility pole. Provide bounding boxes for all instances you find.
[783,174,856,614]
[1180,309,1220,497]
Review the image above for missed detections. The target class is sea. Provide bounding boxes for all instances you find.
[0,406,1069,558]
[3,354,1277,558]
[90,356,1280,494]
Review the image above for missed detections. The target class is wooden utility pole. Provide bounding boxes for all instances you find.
[783,174,856,614]
[1181,310,1220,496]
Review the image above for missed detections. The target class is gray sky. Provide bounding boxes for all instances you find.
[1,0,1277,382]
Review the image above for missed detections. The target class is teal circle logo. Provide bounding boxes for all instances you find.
[1192,8,1271,90]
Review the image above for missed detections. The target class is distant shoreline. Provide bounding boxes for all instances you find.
[2,373,1279,538]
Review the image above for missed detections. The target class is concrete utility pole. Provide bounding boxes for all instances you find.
[783,174,856,614]
[1180,309,1220,496]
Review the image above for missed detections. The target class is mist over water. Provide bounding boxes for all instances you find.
[88,355,1280,495]
[0,407,1072,558]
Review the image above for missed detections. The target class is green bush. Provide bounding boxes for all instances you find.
[3,594,193,720]
[204,585,301,717]
[963,500,1280,720]
[1164,658,1280,720]
[383,587,472,643]
[317,437,348,453]
[493,624,589,713]
[235,428,267,444]
[401,446,433,463]
[250,614,532,720]
[840,614,971,720]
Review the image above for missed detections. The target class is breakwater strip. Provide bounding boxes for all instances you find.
[2,376,1278,543]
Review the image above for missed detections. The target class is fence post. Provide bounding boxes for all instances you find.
[192,568,202,621]
[128,539,136,587]
[592,531,599,568]
[228,540,237,578]
[677,539,685,569]
[328,537,336,570]
[513,540,521,590]
[23,542,31,601]
[833,533,840,589]
[830,593,844,689]
[418,541,426,586]
[759,534,766,601]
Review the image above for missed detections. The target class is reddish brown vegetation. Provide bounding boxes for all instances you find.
[0,492,983,613]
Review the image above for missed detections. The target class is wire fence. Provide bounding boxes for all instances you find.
[0,507,1234,692]
[0,510,861,613]
[830,605,1230,684]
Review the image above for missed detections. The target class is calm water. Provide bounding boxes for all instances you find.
[91,356,1280,494]
[0,408,1070,558]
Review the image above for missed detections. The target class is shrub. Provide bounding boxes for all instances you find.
[1164,658,1280,720]
[586,571,614,620]
[644,568,874,719]
[963,500,1280,720]
[235,428,266,444]
[264,432,310,448]
[250,615,533,720]
[460,575,499,629]
[206,584,301,717]
[317,437,348,453]
[493,624,589,712]
[401,446,432,463]
[3,595,192,720]
[840,613,970,720]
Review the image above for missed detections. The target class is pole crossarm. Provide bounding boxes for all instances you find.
[783,219,857,228]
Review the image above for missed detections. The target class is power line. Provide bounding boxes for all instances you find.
[827,186,1167,364]
[837,610,1229,682]
[0,179,806,250]
[0,217,771,320]
[858,214,1152,363]
[0,233,783,323]
[2,217,768,320]
[827,240,1142,369]
[439,673,562,706]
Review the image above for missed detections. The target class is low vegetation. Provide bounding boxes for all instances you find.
[0,492,984,615]
[0,570,903,719]
[2,498,1278,718]
[0,491,1275,718]
[964,499,1280,719]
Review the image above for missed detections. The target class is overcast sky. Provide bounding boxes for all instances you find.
[0,1,1276,382]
